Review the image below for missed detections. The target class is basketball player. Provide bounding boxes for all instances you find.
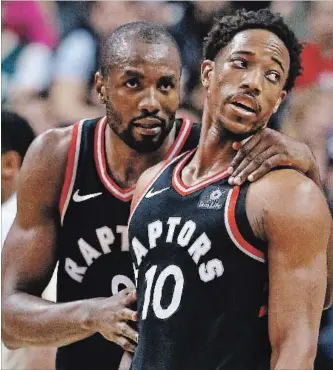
[129,10,332,370]
[1,21,327,370]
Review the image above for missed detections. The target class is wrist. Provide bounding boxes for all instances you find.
[80,298,102,333]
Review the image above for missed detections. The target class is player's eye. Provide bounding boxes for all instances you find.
[231,58,247,69]
[126,78,140,89]
[158,77,175,92]
[266,71,280,83]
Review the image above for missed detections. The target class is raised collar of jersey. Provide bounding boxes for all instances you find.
[95,116,193,201]
[172,148,230,196]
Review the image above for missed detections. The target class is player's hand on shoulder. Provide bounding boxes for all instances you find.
[89,288,138,352]
[228,128,316,185]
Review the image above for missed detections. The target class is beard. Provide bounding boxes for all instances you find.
[215,115,266,142]
[106,103,176,153]
[218,124,264,142]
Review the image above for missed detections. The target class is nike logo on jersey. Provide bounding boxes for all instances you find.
[145,187,170,198]
[73,189,102,202]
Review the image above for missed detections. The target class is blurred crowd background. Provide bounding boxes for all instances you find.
[1,1,333,369]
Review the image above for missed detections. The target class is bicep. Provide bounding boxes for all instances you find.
[2,129,68,298]
[266,180,331,348]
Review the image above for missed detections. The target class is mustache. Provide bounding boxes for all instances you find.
[129,113,166,127]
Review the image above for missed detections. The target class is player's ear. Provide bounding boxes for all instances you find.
[201,60,214,89]
[273,90,287,113]
[95,72,106,104]
[1,151,21,180]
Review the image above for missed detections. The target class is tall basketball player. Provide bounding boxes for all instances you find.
[2,21,328,370]
[129,10,332,370]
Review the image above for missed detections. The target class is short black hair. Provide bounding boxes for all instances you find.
[203,8,303,92]
[1,110,35,161]
[100,21,181,77]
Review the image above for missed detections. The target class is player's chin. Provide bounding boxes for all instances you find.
[133,136,165,153]
[219,116,261,140]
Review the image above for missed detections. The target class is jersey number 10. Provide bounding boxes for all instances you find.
[142,265,184,320]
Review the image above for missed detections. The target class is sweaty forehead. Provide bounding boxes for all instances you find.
[112,39,181,69]
[225,29,290,70]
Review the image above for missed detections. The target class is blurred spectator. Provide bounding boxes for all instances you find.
[2,0,59,134]
[1,110,56,369]
[295,1,333,90]
[55,1,90,39]
[2,1,58,101]
[49,1,141,124]
[281,88,332,179]
[270,1,310,41]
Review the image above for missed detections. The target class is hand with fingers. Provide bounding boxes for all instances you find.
[228,128,320,186]
[90,288,138,353]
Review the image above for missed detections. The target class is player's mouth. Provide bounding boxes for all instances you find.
[133,118,163,135]
[228,94,259,119]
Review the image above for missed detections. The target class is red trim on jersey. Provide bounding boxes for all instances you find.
[164,118,193,160]
[94,117,135,202]
[258,305,268,318]
[94,117,194,202]
[128,154,185,224]
[226,187,265,262]
[59,122,79,215]
[172,149,230,196]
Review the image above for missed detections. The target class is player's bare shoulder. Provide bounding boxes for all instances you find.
[246,169,331,241]
[17,125,75,209]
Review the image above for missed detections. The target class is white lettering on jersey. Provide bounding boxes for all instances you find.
[78,238,101,266]
[131,217,223,283]
[148,220,163,248]
[199,259,224,283]
[166,217,181,242]
[64,225,128,282]
[188,232,211,264]
[117,225,129,251]
[111,274,135,295]
[132,237,148,265]
[96,226,115,253]
[177,220,196,247]
[65,258,87,283]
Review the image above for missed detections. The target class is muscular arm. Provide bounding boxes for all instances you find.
[2,128,137,351]
[229,128,333,307]
[248,170,331,369]
[2,127,93,347]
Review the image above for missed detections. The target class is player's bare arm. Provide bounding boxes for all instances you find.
[229,128,333,308]
[2,127,137,352]
[247,169,331,369]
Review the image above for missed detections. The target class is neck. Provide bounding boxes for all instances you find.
[104,124,176,188]
[187,104,236,181]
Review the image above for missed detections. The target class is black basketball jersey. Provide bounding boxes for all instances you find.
[128,149,270,370]
[56,117,200,370]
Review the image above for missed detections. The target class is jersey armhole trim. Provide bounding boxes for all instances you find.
[59,120,84,225]
[224,186,266,263]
